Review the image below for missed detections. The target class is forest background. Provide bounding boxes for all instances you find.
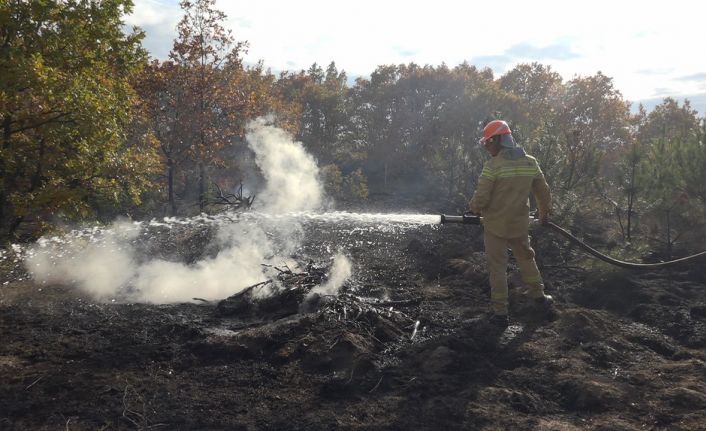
[2,0,705,260]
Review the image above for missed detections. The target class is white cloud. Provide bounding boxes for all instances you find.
[125,0,176,27]
[127,0,706,111]
[125,0,181,59]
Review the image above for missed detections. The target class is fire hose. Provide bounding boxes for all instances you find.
[440,213,706,270]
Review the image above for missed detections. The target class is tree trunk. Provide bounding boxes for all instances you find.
[626,160,636,241]
[7,216,24,240]
[198,161,206,212]
[31,138,46,190]
[383,161,388,192]
[1,114,12,238]
[626,193,634,241]
[615,207,625,240]
[167,157,176,216]
[666,209,672,259]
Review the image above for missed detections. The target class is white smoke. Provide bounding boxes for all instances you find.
[246,117,323,213]
[308,253,352,298]
[27,220,138,300]
[26,117,342,304]
[131,225,273,303]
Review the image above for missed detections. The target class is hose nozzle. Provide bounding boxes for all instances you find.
[440,213,482,225]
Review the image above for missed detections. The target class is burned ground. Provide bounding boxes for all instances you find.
[1,217,705,430]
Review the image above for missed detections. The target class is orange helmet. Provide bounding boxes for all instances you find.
[479,120,512,145]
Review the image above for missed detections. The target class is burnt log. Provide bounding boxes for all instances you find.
[215,261,329,318]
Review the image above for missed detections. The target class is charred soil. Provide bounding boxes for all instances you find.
[1,220,705,430]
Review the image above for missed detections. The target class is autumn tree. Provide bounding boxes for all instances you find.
[0,0,159,239]
[346,62,503,202]
[556,73,631,194]
[298,62,350,164]
[168,0,248,212]
[348,64,461,195]
[139,1,302,214]
[348,65,402,192]
[271,70,309,136]
[425,63,500,203]
[209,60,305,198]
[498,63,565,183]
[134,60,192,215]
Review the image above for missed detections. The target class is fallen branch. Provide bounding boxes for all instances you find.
[25,376,43,390]
[362,298,422,308]
[229,280,273,300]
[368,375,384,393]
[211,181,256,209]
[121,384,144,429]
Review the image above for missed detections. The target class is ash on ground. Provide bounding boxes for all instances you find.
[1,214,705,430]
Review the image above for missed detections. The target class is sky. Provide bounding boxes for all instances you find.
[125,0,706,115]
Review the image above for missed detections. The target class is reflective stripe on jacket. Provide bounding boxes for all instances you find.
[469,151,551,238]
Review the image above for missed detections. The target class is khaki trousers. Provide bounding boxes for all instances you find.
[483,230,545,315]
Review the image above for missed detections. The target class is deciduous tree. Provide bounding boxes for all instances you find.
[168,0,248,211]
[297,62,350,164]
[0,0,158,239]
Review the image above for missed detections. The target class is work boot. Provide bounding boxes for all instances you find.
[533,295,557,320]
[534,294,554,306]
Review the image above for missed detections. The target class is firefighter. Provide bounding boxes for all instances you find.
[469,120,554,326]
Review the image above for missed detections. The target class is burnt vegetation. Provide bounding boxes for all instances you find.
[2,219,706,430]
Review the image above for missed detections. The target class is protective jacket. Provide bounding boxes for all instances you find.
[469,150,551,238]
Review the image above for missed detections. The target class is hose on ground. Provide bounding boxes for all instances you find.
[546,222,706,270]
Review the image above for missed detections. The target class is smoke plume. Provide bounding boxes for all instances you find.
[308,253,353,298]
[27,220,138,301]
[247,117,323,213]
[26,117,339,304]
